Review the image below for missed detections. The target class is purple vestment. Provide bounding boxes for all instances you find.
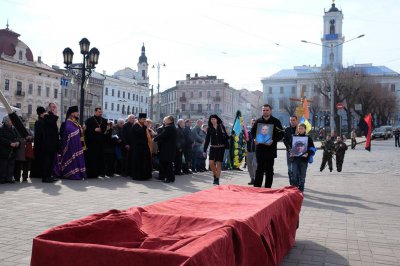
[58,120,86,180]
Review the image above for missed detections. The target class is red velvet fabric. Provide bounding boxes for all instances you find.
[31,185,302,266]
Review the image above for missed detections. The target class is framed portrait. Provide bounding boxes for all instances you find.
[290,136,308,157]
[255,123,274,145]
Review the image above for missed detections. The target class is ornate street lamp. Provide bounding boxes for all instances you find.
[62,38,100,124]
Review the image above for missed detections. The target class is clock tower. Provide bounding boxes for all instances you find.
[321,0,344,69]
[137,43,149,86]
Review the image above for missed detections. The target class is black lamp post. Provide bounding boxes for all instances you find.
[63,38,100,125]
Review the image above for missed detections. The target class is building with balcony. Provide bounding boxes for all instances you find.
[0,24,62,128]
[158,74,239,125]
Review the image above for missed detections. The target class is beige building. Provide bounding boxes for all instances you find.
[237,89,263,123]
[0,25,62,128]
[159,74,239,124]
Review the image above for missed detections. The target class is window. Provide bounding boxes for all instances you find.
[292,86,296,94]
[112,89,114,97]
[268,87,272,94]
[105,102,108,110]
[122,105,125,114]
[302,85,307,92]
[54,89,58,99]
[117,104,120,112]
[181,104,186,111]
[28,104,32,115]
[190,104,194,111]
[19,51,23,60]
[128,92,130,99]
[314,85,318,92]
[199,91,202,97]
[4,79,9,90]
[214,104,220,111]
[207,91,211,98]
[17,81,22,93]
[127,106,130,114]
[118,91,120,98]
[182,92,186,97]
[216,91,220,97]
[105,87,108,95]
[142,70,146,78]
[198,104,202,112]
[190,91,193,98]
[111,103,114,111]
[123,91,125,98]
[46,87,50,97]
[279,99,284,109]
[28,84,33,95]
[391,84,395,92]
[207,104,211,111]
[141,96,143,102]
[136,95,138,101]
[37,86,41,96]
[280,87,284,94]
[133,94,136,101]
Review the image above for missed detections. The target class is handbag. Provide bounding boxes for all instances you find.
[25,141,34,160]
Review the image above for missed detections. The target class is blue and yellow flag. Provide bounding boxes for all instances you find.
[299,116,312,133]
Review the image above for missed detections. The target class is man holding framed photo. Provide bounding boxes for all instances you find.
[251,104,284,188]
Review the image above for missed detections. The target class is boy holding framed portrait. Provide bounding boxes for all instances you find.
[289,123,315,192]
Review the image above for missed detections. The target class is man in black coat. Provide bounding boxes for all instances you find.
[182,119,194,174]
[251,104,284,188]
[121,114,135,176]
[154,116,177,183]
[84,107,107,178]
[282,115,298,186]
[41,103,59,183]
[129,113,152,180]
[320,135,334,172]
[174,119,185,175]
[0,116,20,183]
[30,106,46,178]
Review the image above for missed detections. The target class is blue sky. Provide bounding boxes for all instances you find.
[1,0,399,91]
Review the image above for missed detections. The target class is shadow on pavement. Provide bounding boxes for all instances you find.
[282,240,349,265]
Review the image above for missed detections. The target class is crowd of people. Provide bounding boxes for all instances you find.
[0,102,357,193]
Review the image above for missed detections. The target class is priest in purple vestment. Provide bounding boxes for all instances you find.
[58,106,86,180]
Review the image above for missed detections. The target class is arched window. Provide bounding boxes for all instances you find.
[122,105,125,114]
[19,51,23,60]
[127,106,130,114]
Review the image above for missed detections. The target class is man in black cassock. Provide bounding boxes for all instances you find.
[129,113,152,180]
[84,107,107,178]
[30,106,46,178]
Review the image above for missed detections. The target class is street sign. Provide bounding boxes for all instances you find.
[336,102,344,110]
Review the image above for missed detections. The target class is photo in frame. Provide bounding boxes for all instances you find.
[290,136,308,157]
[255,123,274,145]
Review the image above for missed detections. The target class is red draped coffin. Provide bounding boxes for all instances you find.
[31,185,303,266]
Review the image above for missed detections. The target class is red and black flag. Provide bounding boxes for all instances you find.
[359,113,372,151]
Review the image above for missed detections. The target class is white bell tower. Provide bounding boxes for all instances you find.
[321,0,345,69]
[137,43,149,86]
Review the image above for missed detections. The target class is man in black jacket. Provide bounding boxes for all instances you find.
[283,115,298,186]
[30,106,46,178]
[154,116,177,183]
[121,114,135,176]
[41,103,59,183]
[320,135,334,172]
[0,116,20,183]
[251,104,284,188]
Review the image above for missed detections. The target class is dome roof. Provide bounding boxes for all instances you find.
[328,3,340,12]
[0,26,33,61]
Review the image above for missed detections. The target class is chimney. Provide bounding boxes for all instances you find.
[186,74,190,80]
[195,73,198,78]
[38,56,42,63]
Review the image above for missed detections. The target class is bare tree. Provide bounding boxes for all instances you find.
[282,99,297,116]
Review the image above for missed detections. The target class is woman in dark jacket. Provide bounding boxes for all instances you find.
[0,116,20,184]
[154,116,177,183]
[203,114,228,185]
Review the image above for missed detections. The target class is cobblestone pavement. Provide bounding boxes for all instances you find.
[0,139,399,265]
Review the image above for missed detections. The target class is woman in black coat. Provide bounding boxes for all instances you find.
[154,116,177,183]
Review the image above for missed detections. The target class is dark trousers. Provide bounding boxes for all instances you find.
[85,149,104,178]
[320,153,333,171]
[254,155,275,188]
[182,148,192,172]
[42,152,56,181]
[0,158,15,182]
[103,152,115,176]
[14,160,31,181]
[351,138,357,149]
[174,149,183,174]
[160,160,174,182]
[336,154,345,172]
[395,136,400,147]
